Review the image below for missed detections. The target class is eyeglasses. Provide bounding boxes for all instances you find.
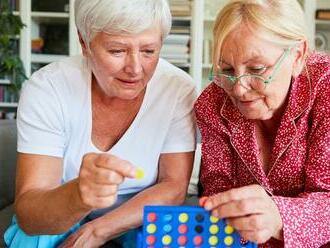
[208,48,291,92]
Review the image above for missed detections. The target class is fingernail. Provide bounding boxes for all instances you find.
[135,167,145,179]
[212,210,219,217]
[199,196,208,207]
[128,168,136,178]
[204,201,212,211]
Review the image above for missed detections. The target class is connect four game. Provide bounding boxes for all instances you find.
[140,205,257,248]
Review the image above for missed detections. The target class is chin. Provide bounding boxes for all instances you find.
[241,110,273,120]
[118,90,142,100]
[238,103,274,120]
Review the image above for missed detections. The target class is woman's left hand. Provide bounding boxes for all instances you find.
[59,221,106,248]
[202,184,283,244]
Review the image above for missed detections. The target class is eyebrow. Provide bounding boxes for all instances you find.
[104,41,160,47]
[220,56,265,66]
[104,41,128,46]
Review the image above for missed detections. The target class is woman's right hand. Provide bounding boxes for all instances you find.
[77,153,137,210]
[199,185,283,244]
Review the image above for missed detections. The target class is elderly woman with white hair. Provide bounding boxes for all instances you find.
[4,0,196,247]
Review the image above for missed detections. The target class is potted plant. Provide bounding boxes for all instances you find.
[0,0,27,102]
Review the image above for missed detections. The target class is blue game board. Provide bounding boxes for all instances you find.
[140,205,257,248]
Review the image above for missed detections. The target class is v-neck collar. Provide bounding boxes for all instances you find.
[83,58,153,153]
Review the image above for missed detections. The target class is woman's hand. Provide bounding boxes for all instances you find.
[202,184,283,244]
[77,153,137,210]
[58,221,105,248]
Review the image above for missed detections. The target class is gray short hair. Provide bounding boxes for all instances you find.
[213,0,309,65]
[74,0,172,45]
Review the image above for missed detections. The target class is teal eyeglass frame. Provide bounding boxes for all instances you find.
[208,48,291,88]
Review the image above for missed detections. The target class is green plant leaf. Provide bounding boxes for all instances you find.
[0,0,27,95]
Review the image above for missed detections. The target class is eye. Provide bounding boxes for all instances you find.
[108,49,126,56]
[141,49,157,57]
[248,66,267,75]
[143,49,155,54]
[220,68,235,75]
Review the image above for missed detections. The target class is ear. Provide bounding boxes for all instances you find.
[78,31,88,57]
[292,40,308,78]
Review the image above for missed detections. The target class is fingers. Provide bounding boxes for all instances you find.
[226,215,272,243]
[94,154,137,179]
[211,197,268,218]
[225,214,274,244]
[199,196,208,207]
[226,214,266,232]
[239,229,272,244]
[78,153,143,209]
[92,167,125,185]
[81,183,118,198]
[60,228,93,248]
[73,233,89,248]
[204,185,266,210]
[78,189,118,209]
[59,233,79,248]
[199,186,280,245]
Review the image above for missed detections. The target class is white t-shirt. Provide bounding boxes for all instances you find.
[17,56,196,195]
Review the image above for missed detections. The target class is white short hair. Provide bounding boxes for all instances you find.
[74,0,172,45]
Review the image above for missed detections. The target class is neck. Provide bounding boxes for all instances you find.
[92,76,145,109]
[257,94,289,133]
[255,109,283,142]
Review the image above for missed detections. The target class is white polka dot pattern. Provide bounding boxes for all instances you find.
[195,52,330,248]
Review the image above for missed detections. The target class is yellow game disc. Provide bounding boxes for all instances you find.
[225,225,234,234]
[224,236,234,246]
[146,224,157,234]
[135,168,145,179]
[209,236,219,246]
[178,213,189,223]
[162,235,172,245]
[210,215,219,223]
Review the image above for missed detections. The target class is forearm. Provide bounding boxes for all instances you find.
[272,193,330,247]
[95,180,188,241]
[15,179,91,235]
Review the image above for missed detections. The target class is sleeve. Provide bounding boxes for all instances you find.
[197,117,236,196]
[272,72,330,248]
[17,70,66,157]
[194,90,236,196]
[161,80,197,153]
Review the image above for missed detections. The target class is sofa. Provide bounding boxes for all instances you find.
[0,120,17,247]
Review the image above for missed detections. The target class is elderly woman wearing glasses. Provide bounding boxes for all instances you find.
[195,0,330,247]
[4,0,196,247]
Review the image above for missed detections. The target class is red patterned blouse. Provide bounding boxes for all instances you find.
[195,52,330,248]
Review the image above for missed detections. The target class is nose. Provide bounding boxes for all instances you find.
[231,78,249,97]
[124,52,143,76]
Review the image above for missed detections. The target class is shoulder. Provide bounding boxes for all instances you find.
[154,58,195,92]
[306,51,330,69]
[31,55,85,77]
[194,83,227,122]
[23,55,88,98]
[305,51,330,87]
[19,55,89,115]
[306,52,330,97]
[299,52,330,119]
[28,55,87,88]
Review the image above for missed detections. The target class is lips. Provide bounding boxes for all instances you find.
[238,98,260,107]
[117,78,140,84]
